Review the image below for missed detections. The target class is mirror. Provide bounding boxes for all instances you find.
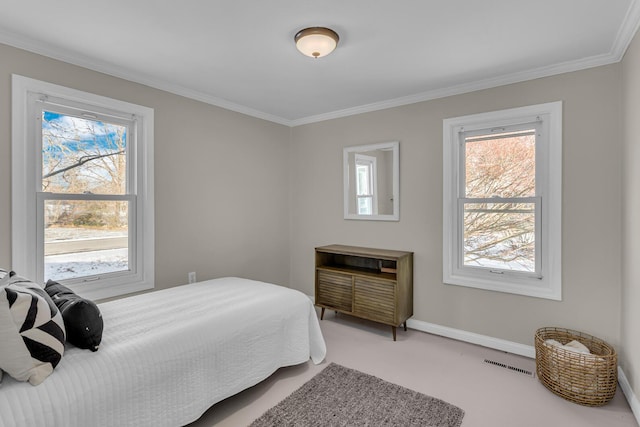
[344,141,399,221]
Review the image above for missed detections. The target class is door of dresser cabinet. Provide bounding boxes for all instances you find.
[353,276,396,324]
[316,269,353,312]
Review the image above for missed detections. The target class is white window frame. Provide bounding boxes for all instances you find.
[443,102,562,300]
[12,75,154,300]
[355,153,378,215]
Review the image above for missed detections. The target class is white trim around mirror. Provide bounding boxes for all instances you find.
[343,141,399,221]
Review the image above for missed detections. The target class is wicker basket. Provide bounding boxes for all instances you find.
[535,327,617,406]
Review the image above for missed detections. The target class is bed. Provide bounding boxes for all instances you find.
[0,277,326,427]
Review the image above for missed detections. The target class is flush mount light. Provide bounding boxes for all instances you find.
[294,27,339,58]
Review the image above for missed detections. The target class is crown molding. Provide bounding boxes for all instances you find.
[289,50,622,126]
[291,0,640,126]
[2,1,639,129]
[612,0,640,60]
[0,29,293,126]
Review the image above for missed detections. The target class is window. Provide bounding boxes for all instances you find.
[355,154,377,215]
[443,102,562,300]
[12,75,154,300]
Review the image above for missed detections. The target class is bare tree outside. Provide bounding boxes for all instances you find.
[42,111,129,281]
[462,130,536,272]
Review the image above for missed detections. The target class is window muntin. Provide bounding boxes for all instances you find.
[442,102,562,300]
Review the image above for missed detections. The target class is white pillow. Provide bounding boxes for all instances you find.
[564,339,591,354]
[544,339,563,348]
[0,273,66,385]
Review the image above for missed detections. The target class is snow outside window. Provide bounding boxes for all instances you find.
[12,75,154,300]
[442,102,562,300]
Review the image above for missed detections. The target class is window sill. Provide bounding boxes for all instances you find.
[444,271,561,301]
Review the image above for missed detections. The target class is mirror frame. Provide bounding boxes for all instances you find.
[343,141,399,221]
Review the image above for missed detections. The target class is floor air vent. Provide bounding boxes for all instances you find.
[484,359,535,377]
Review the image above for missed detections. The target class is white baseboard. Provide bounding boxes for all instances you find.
[618,367,640,425]
[406,318,639,425]
[314,305,640,423]
[406,318,536,358]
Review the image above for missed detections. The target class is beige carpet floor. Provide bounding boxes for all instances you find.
[188,311,638,427]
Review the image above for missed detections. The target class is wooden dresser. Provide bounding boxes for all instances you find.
[315,244,413,341]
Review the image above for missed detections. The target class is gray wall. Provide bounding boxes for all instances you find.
[0,43,292,290]
[622,29,640,397]
[290,65,623,349]
[1,37,636,403]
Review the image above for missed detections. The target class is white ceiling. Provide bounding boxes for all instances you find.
[1,1,639,126]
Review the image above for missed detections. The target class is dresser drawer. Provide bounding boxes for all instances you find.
[353,276,395,324]
[316,269,353,312]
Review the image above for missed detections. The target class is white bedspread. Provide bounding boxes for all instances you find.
[0,277,326,427]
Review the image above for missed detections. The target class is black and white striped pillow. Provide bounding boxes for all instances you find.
[0,269,7,386]
[0,273,66,385]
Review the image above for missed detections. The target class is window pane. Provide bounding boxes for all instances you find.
[463,202,535,272]
[465,130,535,198]
[356,164,371,195]
[357,196,372,215]
[42,111,127,195]
[44,199,129,281]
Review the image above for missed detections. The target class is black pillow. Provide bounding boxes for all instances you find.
[0,269,15,279]
[45,280,103,352]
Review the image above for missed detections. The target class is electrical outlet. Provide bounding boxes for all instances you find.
[188,272,196,284]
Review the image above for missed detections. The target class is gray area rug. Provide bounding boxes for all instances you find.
[250,363,465,427]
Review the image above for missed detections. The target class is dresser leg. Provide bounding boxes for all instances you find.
[392,326,397,341]
[403,322,407,331]
[320,307,325,320]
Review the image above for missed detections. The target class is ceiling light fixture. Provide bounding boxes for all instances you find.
[294,27,339,58]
